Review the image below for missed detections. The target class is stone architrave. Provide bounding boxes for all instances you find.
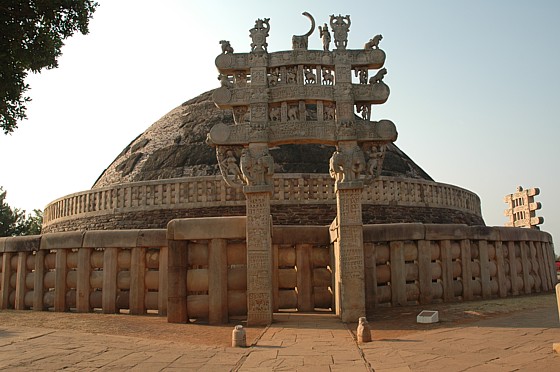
[208,13,398,325]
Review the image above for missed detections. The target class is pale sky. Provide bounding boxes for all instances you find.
[1,1,559,254]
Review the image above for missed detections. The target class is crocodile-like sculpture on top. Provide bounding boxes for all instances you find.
[207,12,397,189]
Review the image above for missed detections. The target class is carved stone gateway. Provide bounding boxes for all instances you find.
[207,12,397,324]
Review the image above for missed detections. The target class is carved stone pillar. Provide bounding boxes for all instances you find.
[334,180,366,322]
[244,184,273,326]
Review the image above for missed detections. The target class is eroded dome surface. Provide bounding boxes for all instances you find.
[93,89,432,189]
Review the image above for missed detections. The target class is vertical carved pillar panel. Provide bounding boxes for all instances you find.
[334,181,366,322]
[244,185,273,326]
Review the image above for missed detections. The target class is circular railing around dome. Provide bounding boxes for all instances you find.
[43,175,482,229]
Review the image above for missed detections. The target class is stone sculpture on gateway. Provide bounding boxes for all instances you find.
[208,11,397,324]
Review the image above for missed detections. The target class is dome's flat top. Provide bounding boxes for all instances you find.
[93,90,432,189]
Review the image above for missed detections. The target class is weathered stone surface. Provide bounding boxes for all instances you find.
[168,216,246,240]
[83,230,141,248]
[40,231,85,250]
[93,90,432,189]
[363,223,425,242]
[273,226,330,245]
[3,235,41,252]
[43,204,485,234]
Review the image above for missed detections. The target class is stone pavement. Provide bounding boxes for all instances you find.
[0,304,558,371]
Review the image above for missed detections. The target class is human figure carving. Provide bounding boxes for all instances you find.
[304,68,316,84]
[268,68,280,86]
[240,149,254,185]
[364,35,382,49]
[355,67,368,84]
[258,149,275,186]
[287,106,299,121]
[249,18,270,53]
[356,104,370,120]
[318,23,331,51]
[369,68,387,84]
[322,68,334,85]
[286,67,297,84]
[329,150,346,182]
[350,146,366,179]
[234,71,247,85]
[292,12,315,50]
[233,106,248,124]
[239,148,274,186]
[219,40,234,54]
[217,147,244,188]
[330,14,351,50]
[366,144,385,177]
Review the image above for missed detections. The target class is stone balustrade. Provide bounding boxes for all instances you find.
[43,175,482,231]
[362,224,557,312]
[0,230,168,315]
[1,223,555,322]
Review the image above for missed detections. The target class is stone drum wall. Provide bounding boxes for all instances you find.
[42,175,484,232]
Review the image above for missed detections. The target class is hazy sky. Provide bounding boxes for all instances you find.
[1,1,558,254]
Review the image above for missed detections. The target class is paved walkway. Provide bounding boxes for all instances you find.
[0,305,558,371]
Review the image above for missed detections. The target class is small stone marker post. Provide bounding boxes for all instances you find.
[232,325,247,347]
[356,317,372,343]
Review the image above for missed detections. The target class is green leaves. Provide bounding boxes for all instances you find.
[0,0,98,134]
[0,186,43,236]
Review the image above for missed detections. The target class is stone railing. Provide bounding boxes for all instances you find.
[0,224,556,321]
[362,224,557,312]
[0,230,168,314]
[43,175,482,229]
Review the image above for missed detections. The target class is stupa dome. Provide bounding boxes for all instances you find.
[93,90,432,188]
[42,89,484,233]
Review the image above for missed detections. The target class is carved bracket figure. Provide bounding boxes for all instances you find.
[369,68,387,84]
[362,142,386,178]
[364,34,382,49]
[240,148,275,186]
[318,23,331,51]
[292,12,315,50]
[219,40,234,54]
[250,18,270,53]
[330,14,351,50]
[217,146,245,188]
[329,144,365,183]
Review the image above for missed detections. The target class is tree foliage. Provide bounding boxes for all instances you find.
[0,186,42,236]
[0,0,98,134]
